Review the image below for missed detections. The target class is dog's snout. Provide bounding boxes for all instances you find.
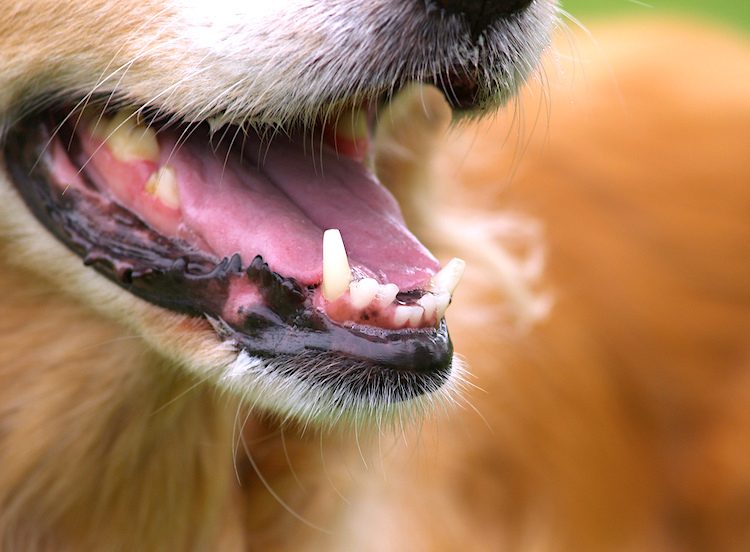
[428,0,533,35]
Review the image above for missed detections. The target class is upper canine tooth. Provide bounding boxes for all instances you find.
[349,278,379,309]
[145,166,180,209]
[104,109,159,163]
[430,258,466,295]
[322,229,352,301]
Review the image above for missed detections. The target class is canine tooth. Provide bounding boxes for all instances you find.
[430,258,466,295]
[145,166,180,208]
[335,107,368,140]
[375,283,399,306]
[322,229,352,301]
[434,292,451,320]
[417,292,437,321]
[349,278,379,309]
[104,109,159,162]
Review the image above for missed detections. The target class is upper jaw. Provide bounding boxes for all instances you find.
[0,0,556,413]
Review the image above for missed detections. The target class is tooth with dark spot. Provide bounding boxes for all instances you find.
[430,258,466,295]
[322,229,352,301]
[349,277,379,309]
[145,166,180,208]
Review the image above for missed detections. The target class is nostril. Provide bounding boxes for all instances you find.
[428,0,533,35]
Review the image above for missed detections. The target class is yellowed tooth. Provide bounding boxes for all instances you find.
[322,229,352,301]
[145,166,180,209]
[335,106,368,140]
[102,108,159,163]
[430,258,466,295]
[349,278,379,309]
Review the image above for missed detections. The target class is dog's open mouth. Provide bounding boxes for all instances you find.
[5,97,463,401]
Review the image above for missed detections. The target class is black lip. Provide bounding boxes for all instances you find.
[4,114,454,399]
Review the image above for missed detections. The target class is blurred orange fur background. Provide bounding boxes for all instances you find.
[414,18,750,551]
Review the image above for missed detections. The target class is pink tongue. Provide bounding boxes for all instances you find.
[83,128,439,289]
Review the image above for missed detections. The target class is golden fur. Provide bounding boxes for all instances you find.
[1,12,749,552]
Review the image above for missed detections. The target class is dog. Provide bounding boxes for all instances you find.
[2,0,750,550]
[0,1,558,549]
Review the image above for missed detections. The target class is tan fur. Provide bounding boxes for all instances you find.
[1,12,749,552]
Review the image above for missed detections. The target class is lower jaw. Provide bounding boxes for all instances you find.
[4,110,457,402]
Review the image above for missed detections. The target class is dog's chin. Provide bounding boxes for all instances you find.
[1,84,480,424]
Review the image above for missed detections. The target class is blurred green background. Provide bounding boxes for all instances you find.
[562,0,750,31]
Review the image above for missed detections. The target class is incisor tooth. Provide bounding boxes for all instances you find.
[434,292,451,320]
[393,305,413,327]
[407,306,423,326]
[349,278,379,309]
[322,229,352,301]
[431,258,466,295]
[376,283,399,306]
[417,293,437,321]
[103,109,159,163]
[145,166,180,208]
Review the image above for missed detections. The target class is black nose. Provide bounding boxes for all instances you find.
[428,0,533,35]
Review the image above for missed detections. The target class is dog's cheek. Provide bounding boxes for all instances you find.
[374,84,452,242]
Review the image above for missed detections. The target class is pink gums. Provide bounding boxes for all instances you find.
[77,124,439,290]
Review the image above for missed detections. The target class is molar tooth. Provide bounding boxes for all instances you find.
[349,277,379,309]
[375,283,399,307]
[430,258,466,295]
[434,292,451,321]
[104,108,159,163]
[417,292,437,321]
[145,166,180,208]
[335,106,368,140]
[322,229,352,301]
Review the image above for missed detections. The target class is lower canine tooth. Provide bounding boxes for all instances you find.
[103,109,159,163]
[349,278,379,309]
[322,229,352,301]
[430,258,466,295]
[145,166,180,208]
